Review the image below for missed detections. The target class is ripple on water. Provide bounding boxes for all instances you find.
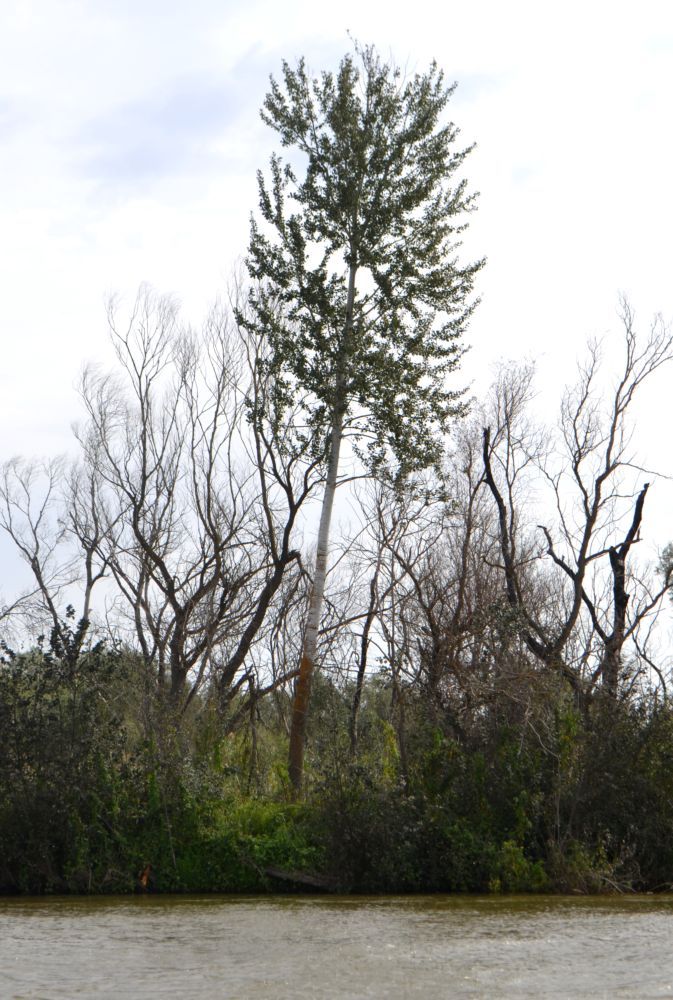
[1,894,673,998]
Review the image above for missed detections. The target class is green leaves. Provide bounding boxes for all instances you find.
[243,42,483,475]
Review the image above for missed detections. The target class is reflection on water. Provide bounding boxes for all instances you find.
[2,893,673,998]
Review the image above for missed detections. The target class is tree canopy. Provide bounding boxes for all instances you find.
[244,42,483,474]
[243,42,483,792]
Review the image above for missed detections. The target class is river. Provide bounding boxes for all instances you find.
[1,894,672,998]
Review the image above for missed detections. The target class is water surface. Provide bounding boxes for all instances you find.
[2,893,672,998]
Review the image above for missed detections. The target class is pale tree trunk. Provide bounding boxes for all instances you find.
[288,409,344,792]
[288,262,357,795]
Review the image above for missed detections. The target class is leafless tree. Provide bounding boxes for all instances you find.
[70,286,321,713]
[0,456,109,650]
[482,301,673,700]
[368,425,535,746]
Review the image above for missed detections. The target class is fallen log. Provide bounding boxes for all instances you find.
[264,866,338,891]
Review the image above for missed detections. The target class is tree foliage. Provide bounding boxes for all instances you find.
[243,42,483,792]
[1,45,673,894]
[244,42,482,472]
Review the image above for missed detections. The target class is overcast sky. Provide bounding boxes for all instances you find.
[2,0,672,552]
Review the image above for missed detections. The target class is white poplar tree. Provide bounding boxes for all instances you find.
[242,43,483,792]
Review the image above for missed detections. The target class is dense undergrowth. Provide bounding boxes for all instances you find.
[2,625,673,896]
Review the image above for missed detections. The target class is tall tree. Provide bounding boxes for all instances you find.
[244,43,482,792]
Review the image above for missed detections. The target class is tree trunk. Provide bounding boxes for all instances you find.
[287,261,357,795]
[349,569,379,756]
[288,409,344,793]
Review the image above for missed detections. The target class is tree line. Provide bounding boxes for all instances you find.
[1,43,672,895]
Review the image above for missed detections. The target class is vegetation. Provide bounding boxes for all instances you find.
[1,43,673,895]
[3,618,673,895]
[243,44,482,791]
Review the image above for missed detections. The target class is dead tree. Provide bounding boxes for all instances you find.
[74,287,321,713]
[0,456,108,655]
[482,301,673,700]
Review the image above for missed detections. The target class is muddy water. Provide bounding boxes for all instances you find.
[2,893,673,998]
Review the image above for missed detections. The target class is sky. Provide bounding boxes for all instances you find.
[1,0,673,564]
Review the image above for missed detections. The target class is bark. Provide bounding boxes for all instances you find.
[601,483,648,697]
[287,261,357,794]
[288,408,344,793]
[349,568,379,756]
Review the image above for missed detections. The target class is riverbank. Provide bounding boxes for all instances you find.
[0,792,664,897]
[3,638,673,897]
